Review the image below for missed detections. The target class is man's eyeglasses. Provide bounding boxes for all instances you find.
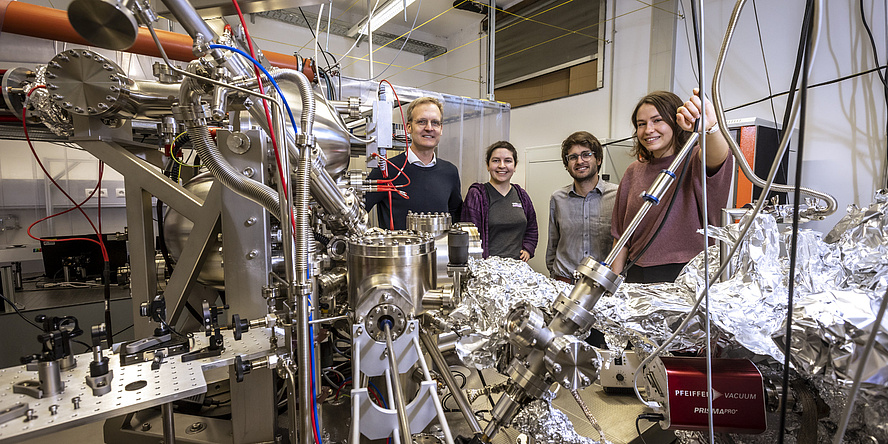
[412,119,442,128]
[566,151,594,163]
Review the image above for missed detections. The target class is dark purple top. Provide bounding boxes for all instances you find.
[462,182,538,258]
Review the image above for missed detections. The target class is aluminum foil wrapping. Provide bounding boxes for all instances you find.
[512,397,606,444]
[594,197,888,386]
[448,192,888,442]
[448,256,570,368]
[25,66,73,137]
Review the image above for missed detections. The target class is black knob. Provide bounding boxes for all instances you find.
[90,356,110,377]
[448,229,469,266]
[234,355,252,383]
[231,314,249,341]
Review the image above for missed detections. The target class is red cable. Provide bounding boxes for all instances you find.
[23,86,108,261]
[377,80,411,230]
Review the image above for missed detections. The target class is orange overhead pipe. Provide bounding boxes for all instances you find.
[0,0,300,70]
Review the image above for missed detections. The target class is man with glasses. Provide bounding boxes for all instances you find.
[546,131,618,283]
[365,96,462,230]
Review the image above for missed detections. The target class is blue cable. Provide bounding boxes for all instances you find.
[367,380,389,408]
[207,44,299,138]
[309,318,322,442]
[210,42,320,440]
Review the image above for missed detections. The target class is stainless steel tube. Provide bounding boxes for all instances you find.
[711,0,835,218]
[158,0,216,43]
[178,76,283,218]
[419,330,482,434]
[295,150,315,444]
[161,402,176,444]
[604,132,699,266]
[384,324,412,443]
[285,365,300,444]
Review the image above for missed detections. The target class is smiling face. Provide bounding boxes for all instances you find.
[487,147,516,185]
[565,144,600,181]
[635,103,676,158]
[407,103,443,153]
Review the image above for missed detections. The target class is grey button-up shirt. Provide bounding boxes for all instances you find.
[546,178,619,279]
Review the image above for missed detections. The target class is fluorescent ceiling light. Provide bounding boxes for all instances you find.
[347,0,417,37]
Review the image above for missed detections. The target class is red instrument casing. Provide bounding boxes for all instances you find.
[645,357,767,434]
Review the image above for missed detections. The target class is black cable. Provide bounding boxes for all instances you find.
[600,135,634,148]
[635,413,664,444]
[0,292,42,330]
[679,1,698,84]
[778,2,814,152]
[751,0,780,129]
[476,370,496,409]
[156,198,174,276]
[858,0,888,187]
[859,0,888,89]
[688,0,702,83]
[726,64,888,113]
[778,5,814,443]
[298,6,335,71]
[113,324,134,339]
[74,339,92,353]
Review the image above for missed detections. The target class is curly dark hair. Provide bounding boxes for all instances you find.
[630,91,691,163]
[485,141,518,165]
[560,131,602,167]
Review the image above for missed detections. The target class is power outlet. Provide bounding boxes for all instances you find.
[116,188,126,198]
[85,188,109,198]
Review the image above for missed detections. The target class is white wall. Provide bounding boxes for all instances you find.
[512,0,887,245]
[672,0,887,233]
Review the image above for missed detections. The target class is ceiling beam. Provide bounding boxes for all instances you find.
[255,9,447,61]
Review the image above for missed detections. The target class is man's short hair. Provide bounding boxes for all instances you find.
[560,131,603,167]
[406,97,444,122]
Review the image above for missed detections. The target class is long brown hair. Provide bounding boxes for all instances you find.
[630,91,691,163]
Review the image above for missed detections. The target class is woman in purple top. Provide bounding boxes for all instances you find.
[610,89,734,283]
[462,141,538,261]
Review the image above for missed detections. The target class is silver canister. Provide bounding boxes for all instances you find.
[347,231,436,318]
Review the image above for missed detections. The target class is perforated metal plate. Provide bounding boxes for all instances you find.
[0,327,273,443]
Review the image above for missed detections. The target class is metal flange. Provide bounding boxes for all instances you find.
[544,335,600,391]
